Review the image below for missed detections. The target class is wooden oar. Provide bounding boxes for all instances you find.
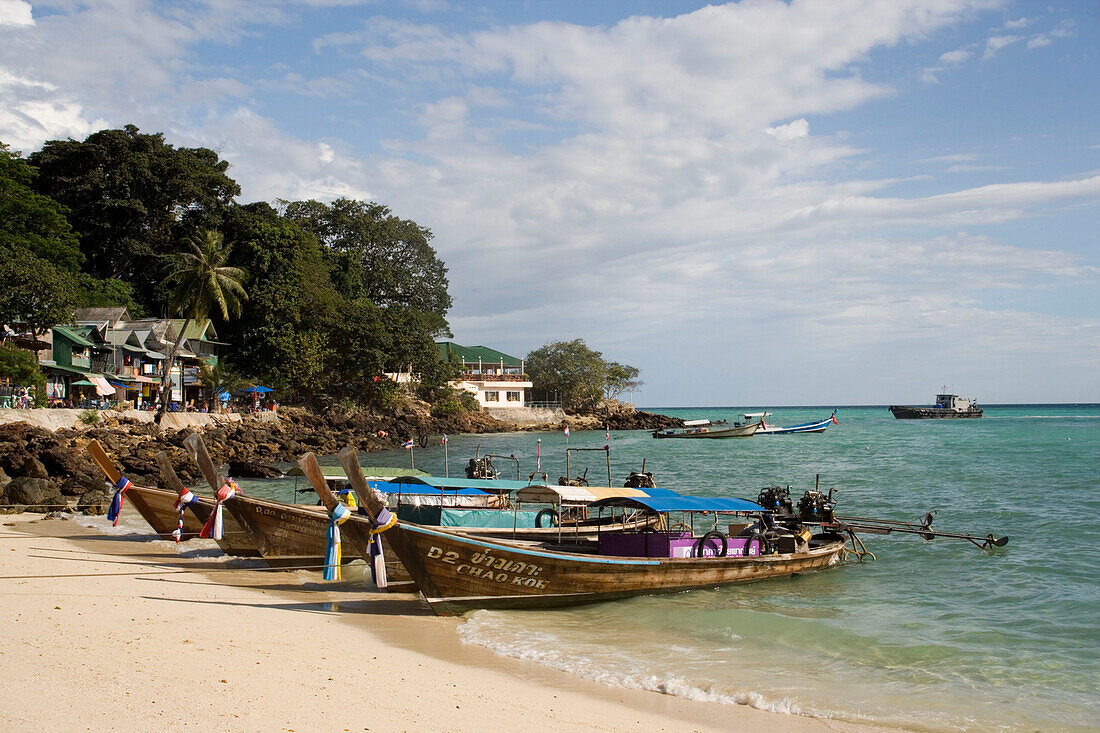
[86,439,123,485]
[336,446,388,521]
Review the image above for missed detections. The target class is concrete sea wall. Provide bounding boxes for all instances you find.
[0,408,280,432]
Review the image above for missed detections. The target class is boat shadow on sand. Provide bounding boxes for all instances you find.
[138,591,431,617]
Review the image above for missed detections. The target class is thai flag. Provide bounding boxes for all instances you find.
[441,434,447,445]
[404,438,414,450]
[605,425,610,442]
[563,427,570,437]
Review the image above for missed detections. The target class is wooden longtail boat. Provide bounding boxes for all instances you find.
[389,519,846,616]
[757,409,839,435]
[181,434,379,572]
[328,448,848,616]
[152,451,261,557]
[86,440,207,541]
[652,420,761,439]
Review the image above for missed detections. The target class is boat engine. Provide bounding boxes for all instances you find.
[797,488,837,523]
[757,486,795,515]
[466,456,498,480]
[624,471,656,489]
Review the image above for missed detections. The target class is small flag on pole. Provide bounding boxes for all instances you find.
[605,424,610,443]
[563,427,570,437]
[441,434,447,445]
[403,438,414,450]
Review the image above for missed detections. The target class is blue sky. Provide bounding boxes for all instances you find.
[1,0,1097,405]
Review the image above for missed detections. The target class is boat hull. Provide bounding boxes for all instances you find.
[889,406,983,419]
[123,484,263,556]
[125,484,206,540]
[757,420,831,434]
[387,522,847,615]
[223,495,413,587]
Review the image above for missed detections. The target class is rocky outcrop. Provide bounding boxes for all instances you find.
[0,398,680,515]
[560,400,683,431]
[2,476,66,512]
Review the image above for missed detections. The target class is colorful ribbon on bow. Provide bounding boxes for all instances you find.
[367,507,398,590]
[324,502,352,581]
[200,479,239,540]
[106,475,132,526]
[172,488,200,542]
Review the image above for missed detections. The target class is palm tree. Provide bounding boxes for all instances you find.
[155,230,248,424]
[198,359,245,412]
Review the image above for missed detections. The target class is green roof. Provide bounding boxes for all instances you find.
[52,326,96,348]
[169,319,219,342]
[437,342,523,368]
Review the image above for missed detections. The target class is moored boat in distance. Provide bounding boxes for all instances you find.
[652,418,761,439]
[757,409,839,435]
[890,390,982,419]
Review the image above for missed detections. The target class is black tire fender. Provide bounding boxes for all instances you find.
[535,508,559,528]
[693,530,727,558]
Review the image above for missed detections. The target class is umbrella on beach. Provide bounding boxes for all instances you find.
[245,386,273,393]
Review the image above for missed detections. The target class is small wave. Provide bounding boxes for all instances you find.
[458,614,808,718]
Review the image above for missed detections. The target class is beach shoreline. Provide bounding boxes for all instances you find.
[1,512,899,732]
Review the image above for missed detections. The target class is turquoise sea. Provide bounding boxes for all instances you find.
[249,405,1100,732]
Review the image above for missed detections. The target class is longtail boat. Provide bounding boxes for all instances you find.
[86,440,207,541]
[386,497,847,615]
[181,434,375,572]
[152,451,261,557]
[757,409,839,435]
[652,419,761,439]
[326,448,847,615]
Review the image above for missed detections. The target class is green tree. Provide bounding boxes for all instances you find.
[0,142,82,272]
[0,246,77,343]
[156,230,248,423]
[0,342,47,407]
[220,202,343,399]
[282,198,452,335]
[73,274,146,315]
[604,362,643,400]
[198,360,245,406]
[525,339,609,411]
[28,125,240,313]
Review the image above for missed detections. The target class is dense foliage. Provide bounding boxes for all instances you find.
[1,126,458,409]
[28,125,240,315]
[525,339,641,410]
[0,343,46,406]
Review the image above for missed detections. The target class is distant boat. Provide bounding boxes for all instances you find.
[652,418,761,439]
[889,390,982,419]
[757,409,839,435]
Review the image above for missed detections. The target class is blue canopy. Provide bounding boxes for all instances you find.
[589,495,765,514]
[368,480,489,496]
[385,475,541,494]
[245,385,273,393]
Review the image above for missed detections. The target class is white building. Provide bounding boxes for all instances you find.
[437,342,533,409]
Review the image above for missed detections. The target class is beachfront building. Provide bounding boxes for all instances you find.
[437,342,533,409]
[32,308,229,409]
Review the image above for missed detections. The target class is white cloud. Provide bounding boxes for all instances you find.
[0,0,1096,402]
[939,48,972,64]
[0,0,33,27]
[983,34,1022,60]
[766,119,809,141]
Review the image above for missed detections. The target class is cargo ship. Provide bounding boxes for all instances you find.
[889,390,982,419]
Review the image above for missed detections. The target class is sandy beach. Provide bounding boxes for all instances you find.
[0,512,897,732]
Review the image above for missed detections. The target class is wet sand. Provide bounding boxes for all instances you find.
[0,513,896,731]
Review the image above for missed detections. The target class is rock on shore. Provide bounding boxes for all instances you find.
[0,399,679,514]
